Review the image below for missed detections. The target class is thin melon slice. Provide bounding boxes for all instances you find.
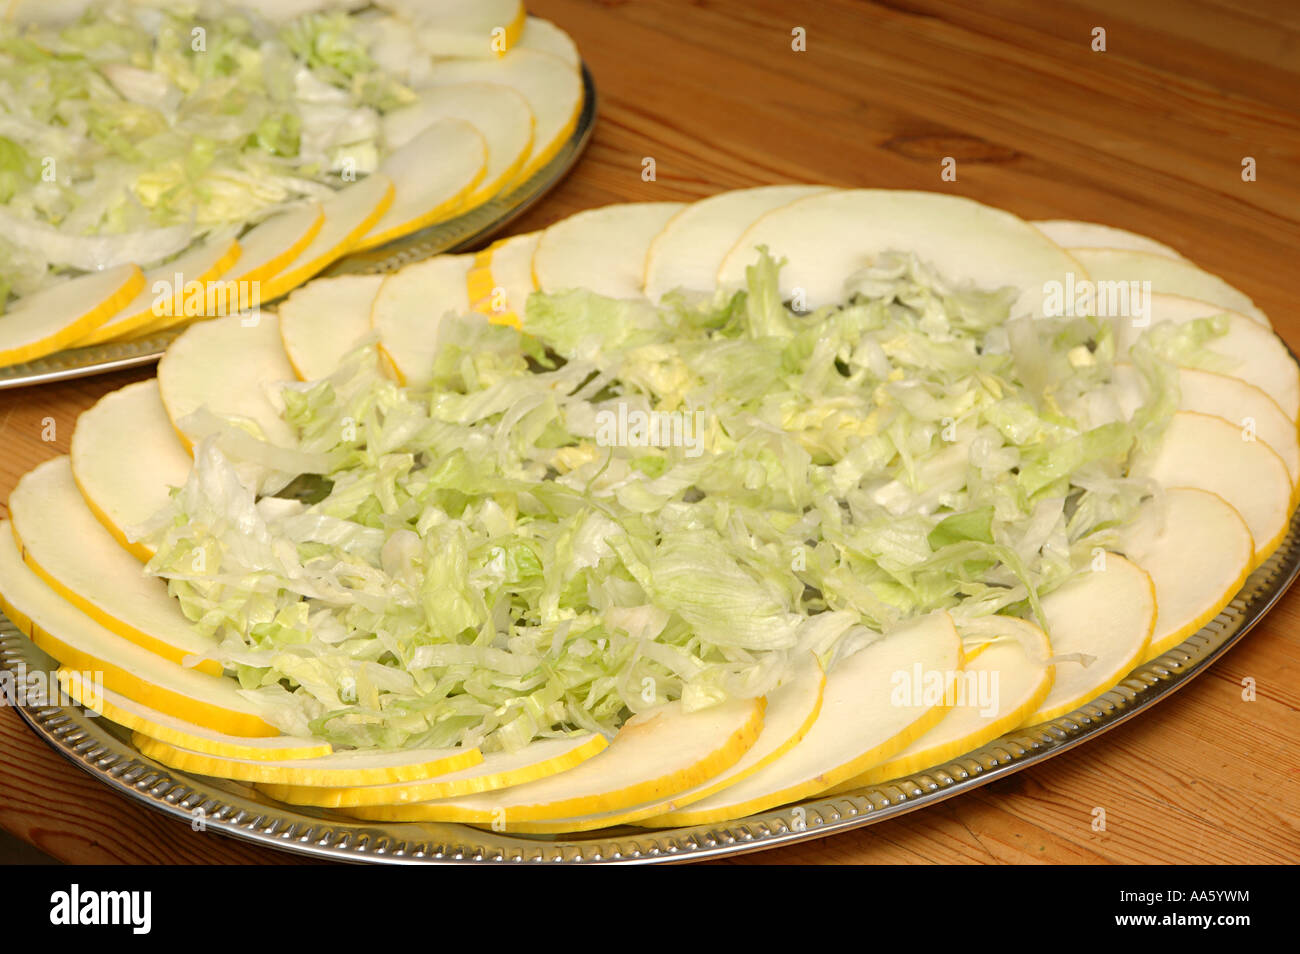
[347,697,765,823]
[58,670,330,761]
[370,254,473,387]
[425,49,581,183]
[1133,411,1292,567]
[510,654,826,834]
[825,616,1053,794]
[70,380,194,562]
[0,525,277,737]
[1070,248,1269,326]
[466,231,540,328]
[133,732,481,786]
[137,205,324,336]
[643,185,834,301]
[157,313,298,450]
[1116,488,1254,663]
[514,16,579,65]
[717,190,1082,317]
[1024,555,1155,724]
[1110,364,1298,487]
[278,274,385,381]
[643,611,962,828]
[382,84,533,208]
[355,120,486,252]
[260,732,608,809]
[533,202,685,299]
[79,234,242,345]
[0,264,143,367]
[256,173,395,304]
[1112,293,1300,421]
[376,0,525,57]
[1033,220,1185,260]
[10,457,220,675]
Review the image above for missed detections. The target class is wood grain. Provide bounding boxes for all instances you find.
[2,0,1299,865]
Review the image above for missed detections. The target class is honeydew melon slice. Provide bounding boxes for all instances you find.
[136,205,324,336]
[260,732,608,808]
[58,670,330,761]
[466,231,540,328]
[256,173,395,304]
[133,732,482,786]
[355,120,486,252]
[533,202,686,299]
[1133,411,1292,567]
[643,611,962,828]
[426,49,581,183]
[0,264,143,367]
[826,616,1053,793]
[1112,294,1299,421]
[1033,220,1185,260]
[1116,488,1253,663]
[717,190,1082,317]
[70,380,193,562]
[511,654,826,834]
[10,457,221,676]
[1024,554,1155,724]
[0,525,277,737]
[278,274,385,381]
[1069,248,1269,326]
[157,313,298,450]
[1111,363,1299,488]
[643,185,834,302]
[376,0,525,57]
[370,254,473,387]
[514,17,579,66]
[79,233,242,345]
[347,696,765,823]
[381,84,533,208]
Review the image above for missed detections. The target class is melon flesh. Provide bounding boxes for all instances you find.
[1071,248,1268,326]
[0,524,277,737]
[157,313,298,450]
[382,84,533,207]
[1033,220,1185,260]
[1112,293,1299,420]
[1116,488,1253,662]
[425,49,582,183]
[644,611,962,827]
[10,456,220,674]
[347,696,765,823]
[1025,555,1154,724]
[70,380,194,561]
[1134,411,1292,567]
[533,202,685,300]
[716,189,1082,317]
[278,274,385,381]
[370,254,474,387]
[643,185,833,302]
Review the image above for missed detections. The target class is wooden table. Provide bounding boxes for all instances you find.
[2,0,1298,865]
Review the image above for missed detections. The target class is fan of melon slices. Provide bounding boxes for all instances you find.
[0,0,585,369]
[2,186,1297,837]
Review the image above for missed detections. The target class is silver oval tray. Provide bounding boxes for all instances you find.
[0,66,598,391]
[4,503,1298,864]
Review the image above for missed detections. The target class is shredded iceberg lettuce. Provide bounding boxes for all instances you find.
[141,249,1187,753]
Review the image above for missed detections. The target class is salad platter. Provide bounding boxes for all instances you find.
[2,183,1298,863]
[3,518,1297,863]
[0,0,595,387]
